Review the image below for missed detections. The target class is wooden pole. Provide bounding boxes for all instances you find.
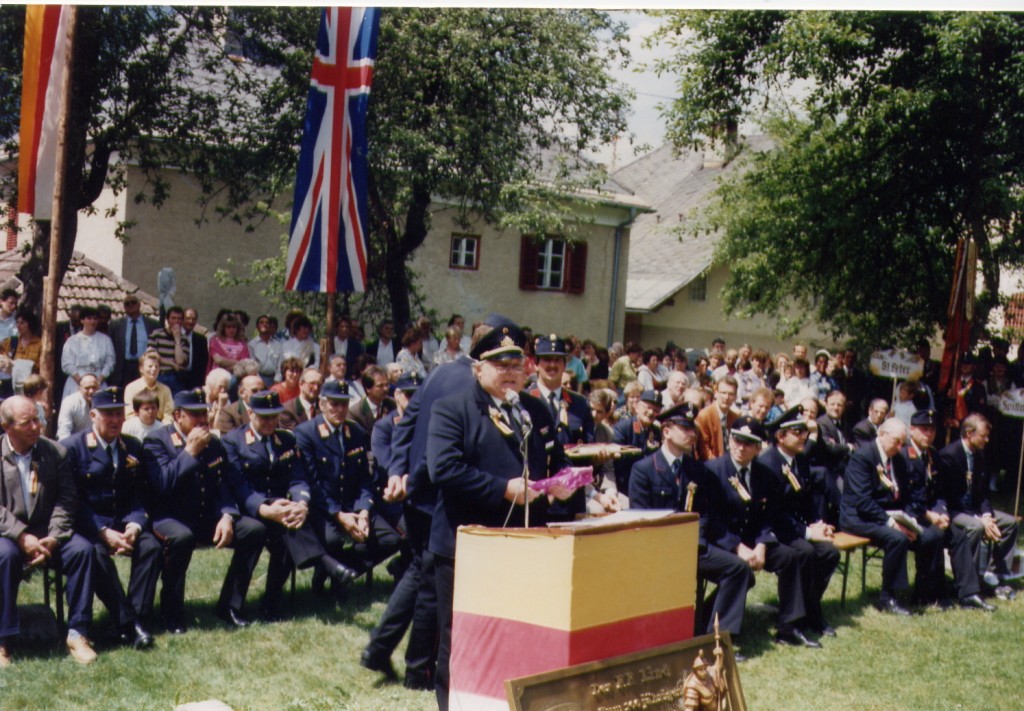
[40,6,76,435]
[321,292,336,377]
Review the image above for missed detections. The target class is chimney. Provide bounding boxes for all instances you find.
[703,118,738,170]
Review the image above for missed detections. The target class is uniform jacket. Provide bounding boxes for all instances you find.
[62,429,148,537]
[759,445,820,544]
[898,442,938,524]
[611,415,662,496]
[629,448,716,548]
[389,355,475,514]
[526,386,594,447]
[0,435,76,542]
[222,425,310,519]
[294,414,374,517]
[427,384,563,559]
[706,454,781,552]
[143,424,246,530]
[936,439,994,517]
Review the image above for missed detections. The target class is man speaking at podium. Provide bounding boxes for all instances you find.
[427,320,571,710]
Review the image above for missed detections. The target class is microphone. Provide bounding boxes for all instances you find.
[504,390,532,436]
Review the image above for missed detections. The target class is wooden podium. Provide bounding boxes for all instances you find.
[449,512,699,709]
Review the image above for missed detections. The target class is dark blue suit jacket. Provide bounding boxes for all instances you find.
[705,454,779,552]
[629,448,716,548]
[840,442,914,528]
[389,355,476,513]
[142,424,246,530]
[759,445,820,544]
[527,386,594,446]
[221,426,310,519]
[294,414,374,517]
[898,443,937,524]
[62,429,149,536]
[936,439,994,517]
[427,383,561,559]
[611,416,662,497]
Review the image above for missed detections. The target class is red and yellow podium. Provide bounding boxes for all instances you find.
[449,513,699,709]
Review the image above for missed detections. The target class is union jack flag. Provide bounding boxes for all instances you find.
[286,7,380,293]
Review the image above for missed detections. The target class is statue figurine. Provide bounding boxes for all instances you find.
[683,615,730,711]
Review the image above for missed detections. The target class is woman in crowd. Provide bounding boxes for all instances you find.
[1,308,43,373]
[431,326,464,370]
[395,327,427,380]
[61,305,116,399]
[271,356,304,403]
[208,313,251,374]
[587,388,621,513]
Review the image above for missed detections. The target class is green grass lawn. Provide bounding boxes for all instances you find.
[5,544,1023,710]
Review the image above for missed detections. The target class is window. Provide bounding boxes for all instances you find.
[519,236,587,294]
[689,273,708,303]
[450,234,480,270]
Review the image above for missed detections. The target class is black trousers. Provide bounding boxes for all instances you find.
[699,545,753,636]
[787,538,839,627]
[364,504,436,683]
[90,528,162,628]
[760,541,806,627]
[434,554,456,711]
[153,516,266,624]
[841,513,943,601]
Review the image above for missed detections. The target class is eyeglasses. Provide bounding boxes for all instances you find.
[487,361,525,374]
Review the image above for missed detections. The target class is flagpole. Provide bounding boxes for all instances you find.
[40,5,76,435]
[322,292,336,378]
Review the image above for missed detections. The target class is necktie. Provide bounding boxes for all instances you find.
[129,319,138,358]
[502,403,523,446]
[106,444,114,469]
[834,420,845,445]
[740,466,750,493]
[887,460,899,499]
[549,392,559,422]
[671,457,682,483]
[264,436,275,463]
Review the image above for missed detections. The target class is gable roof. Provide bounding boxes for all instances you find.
[0,249,160,321]
[614,135,772,312]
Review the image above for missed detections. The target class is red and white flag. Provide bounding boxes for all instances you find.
[18,4,71,219]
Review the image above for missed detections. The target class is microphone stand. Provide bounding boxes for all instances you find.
[519,419,532,527]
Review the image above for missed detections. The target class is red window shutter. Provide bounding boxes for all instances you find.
[565,241,587,294]
[519,235,539,291]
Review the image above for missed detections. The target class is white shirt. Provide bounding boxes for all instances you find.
[57,392,92,440]
[283,337,321,370]
[249,335,284,379]
[60,330,116,399]
[122,417,164,440]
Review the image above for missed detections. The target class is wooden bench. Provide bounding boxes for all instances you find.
[832,532,873,609]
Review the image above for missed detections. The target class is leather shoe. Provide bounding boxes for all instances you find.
[330,563,358,589]
[215,607,250,628]
[360,649,398,680]
[66,633,97,665]
[774,627,821,649]
[122,622,154,650]
[877,598,912,616]
[960,594,996,612]
[0,642,12,667]
[404,673,432,691]
[812,621,837,638]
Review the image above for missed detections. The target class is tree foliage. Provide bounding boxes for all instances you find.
[2,7,632,329]
[649,11,1024,348]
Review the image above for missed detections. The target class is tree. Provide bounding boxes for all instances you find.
[2,7,632,330]
[649,11,1024,348]
[1,6,321,306]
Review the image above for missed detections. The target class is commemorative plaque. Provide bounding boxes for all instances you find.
[506,624,745,711]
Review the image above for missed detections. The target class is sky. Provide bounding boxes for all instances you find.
[590,10,677,171]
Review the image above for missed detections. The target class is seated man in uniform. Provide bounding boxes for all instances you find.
[62,387,159,649]
[760,406,840,639]
[630,402,751,653]
[612,389,663,505]
[706,416,818,649]
[144,389,266,631]
[222,390,356,621]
